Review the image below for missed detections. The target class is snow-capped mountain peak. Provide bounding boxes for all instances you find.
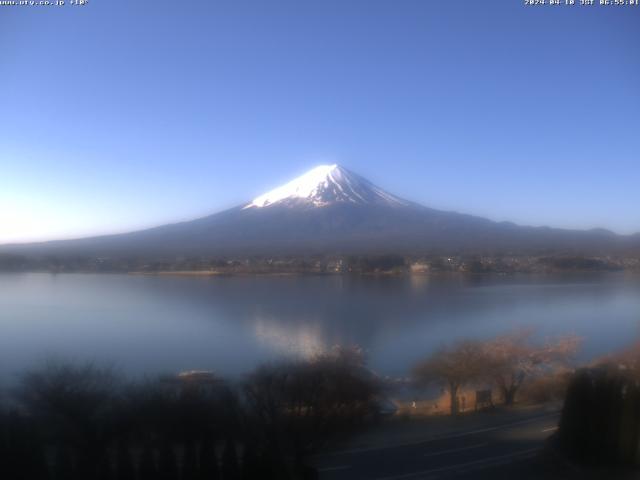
[243,164,409,209]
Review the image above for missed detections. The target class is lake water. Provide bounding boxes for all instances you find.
[1,272,639,380]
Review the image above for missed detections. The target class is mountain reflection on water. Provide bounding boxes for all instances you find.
[0,272,639,380]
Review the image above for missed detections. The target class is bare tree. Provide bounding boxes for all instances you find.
[17,361,121,478]
[597,340,640,373]
[413,340,487,415]
[18,361,120,440]
[243,345,379,456]
[483,330,581,405]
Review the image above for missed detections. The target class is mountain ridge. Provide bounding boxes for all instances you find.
[1,165,639,259]
[243,164,411,209]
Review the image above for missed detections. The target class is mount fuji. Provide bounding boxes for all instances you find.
[242,164,410,209]
[1,165,637,259]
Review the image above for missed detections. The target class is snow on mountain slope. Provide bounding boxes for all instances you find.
[2,164,638,259]
[243,164,410,209]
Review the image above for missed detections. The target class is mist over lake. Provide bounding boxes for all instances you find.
[1,272,639,381]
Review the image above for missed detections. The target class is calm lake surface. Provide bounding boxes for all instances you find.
[1,272,639,380]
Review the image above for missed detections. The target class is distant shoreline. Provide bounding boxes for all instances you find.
[128,270,302,277]
[1,269,638,277]
[2,253,639,276]
[128,269,637,278]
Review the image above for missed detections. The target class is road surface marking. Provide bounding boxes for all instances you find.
[318,465,351,472]
[315,412,559,458]
[423,442,488,457]
[375,447,540,480]
[542,426,558,432]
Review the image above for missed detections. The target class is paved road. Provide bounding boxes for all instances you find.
[314,411,561,480]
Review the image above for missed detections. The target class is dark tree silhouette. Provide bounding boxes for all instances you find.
[243,346,378,457]
[1,412,49,480]
[1,354,376,480]
[52,446,76,480]
[559,366,640,466]
[182,441,199,480]
[18,361,120,478]
[138,444,157,480]
[158,441,179,480]
[221,438,241,480]
[96,453,113,480]
[199,436,220,480]
[115,441,135,480]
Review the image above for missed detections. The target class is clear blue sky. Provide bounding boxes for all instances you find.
[1,0,639,243]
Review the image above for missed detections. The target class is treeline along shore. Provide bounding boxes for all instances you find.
[1,252,639,275]
[4,332,640,478]
[1,348,377,480]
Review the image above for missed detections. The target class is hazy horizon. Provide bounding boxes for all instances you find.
[2,1,639,243]
[2,162,640,246]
